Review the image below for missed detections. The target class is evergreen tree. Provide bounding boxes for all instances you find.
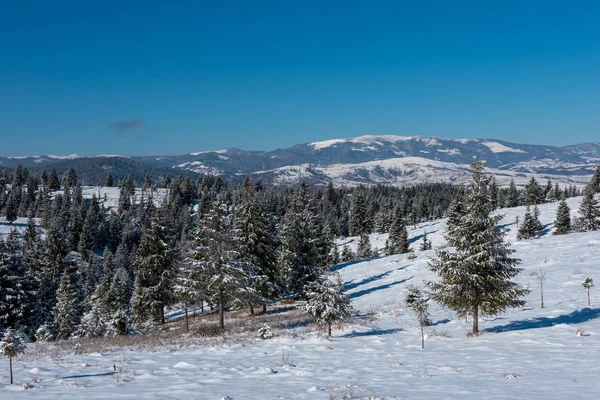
[356,232,372,259]
[189,201,251,329]
[419,232,432,251]
[427,161,529,335]
[4,186,21,224]
[0,233,28,330]
[574,186,600,232]
[301,273,353,337]
[130,216,177,327]
[505,179,520,208]
[348,188,368,236]
[0,328,26,384]
[234,178,281,313]
[106,171,114,187]
[404,285,431,349]
[279,182,323,300]
[521,177,544,206]
[517,206,539,240]
[47,167,60,191]
[533,205,543,232]
[554,197,571,233]
[52,271,81,340]
[589,165,600,194]
[387,206,410,255]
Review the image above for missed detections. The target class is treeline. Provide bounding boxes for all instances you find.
[0,163,587,340]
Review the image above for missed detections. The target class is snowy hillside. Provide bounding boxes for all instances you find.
[3,197,600,399]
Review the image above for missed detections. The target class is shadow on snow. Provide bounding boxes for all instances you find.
[338,328,403,338]
[485,308,600,333]
[349,277,413,299]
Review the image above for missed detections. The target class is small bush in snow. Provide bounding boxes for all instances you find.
[257,325,273,339]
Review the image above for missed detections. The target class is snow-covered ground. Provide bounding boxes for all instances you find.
[2,197,600,399]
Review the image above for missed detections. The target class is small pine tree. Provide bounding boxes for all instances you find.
[0,328,26,384]
[387,206,410,255]
[574,186,600,232]
[341,245,354,262]
[554,197,571,233]
[419,232,432,251]
[517,206,539,240]
[583,277,594,307]
[404,286,431,349]
[356,232,372,259]
[302,273,353,337]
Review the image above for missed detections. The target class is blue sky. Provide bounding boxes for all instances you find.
[1,1,599,156]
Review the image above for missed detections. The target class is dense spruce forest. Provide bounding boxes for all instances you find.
[0,163,591,340]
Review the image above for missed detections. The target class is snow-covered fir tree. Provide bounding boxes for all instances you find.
[234,177,281,313]
[190,200,251,330]
[419,232,432,251]
[554,196,571,233]
[130,215,177,328]
[356,232,372,259]
[517,206,540,240]
[348,187,368,237]
[301,273,353,337]
[278,181,324,300]
[404,285,431,349]
[428,161,529,335]
[52,271,81,340]
[573,185,600,232]
[0,328,26,384]
[386,205,410,255]
[0,231,29,331]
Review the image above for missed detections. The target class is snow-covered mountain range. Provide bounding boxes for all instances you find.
[2,135,600,187]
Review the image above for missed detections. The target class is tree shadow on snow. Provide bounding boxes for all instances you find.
[338,328,403,338]
[409,230,439,244]
[349,277,412,299]
[344,266,408,292]
[537,223,554,238]
[485,308,600,333]
[58,372,116,380]
[331,259,371,272]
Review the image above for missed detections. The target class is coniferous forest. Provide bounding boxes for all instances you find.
[0,163,590,341]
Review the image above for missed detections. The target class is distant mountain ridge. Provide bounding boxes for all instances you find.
[1,135,599,186]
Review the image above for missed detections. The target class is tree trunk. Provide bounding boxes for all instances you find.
[328,323,332,337]
[540,268,545,308]
[9,356,13,384]
[420,325,424,349]
[472,305,479,335]
[250,304,254,315]
[219,291,225,330]
[262,303,267,314]
[160,305,165,324]
[184,303,189,332]
[588,289,591,307]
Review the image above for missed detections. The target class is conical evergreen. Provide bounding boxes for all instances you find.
[387,206,410,255]
[52,271,81,339]
[130,216,176,327]
[554,197,571,233]
[302,273,353,337]
[574,185,600,232]
[517,206,539,240]
[428,161,529,335]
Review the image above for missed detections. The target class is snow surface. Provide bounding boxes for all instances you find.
[481,141,527,154]
[3,197,600,398]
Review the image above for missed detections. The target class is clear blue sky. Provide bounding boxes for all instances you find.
[1,0,599,156]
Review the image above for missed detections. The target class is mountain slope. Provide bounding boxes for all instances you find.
[2,135,600,187]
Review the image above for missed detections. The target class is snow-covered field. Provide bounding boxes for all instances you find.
[2,197,600,399]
